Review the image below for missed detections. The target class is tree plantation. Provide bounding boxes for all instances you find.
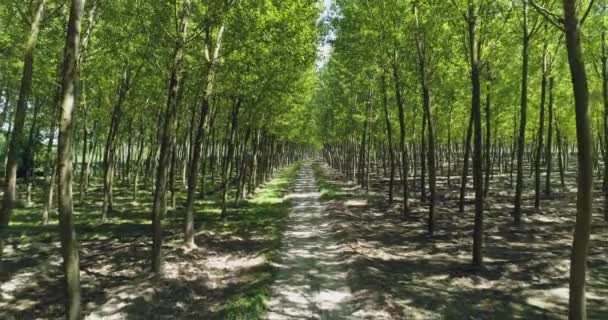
[0,0,606,319]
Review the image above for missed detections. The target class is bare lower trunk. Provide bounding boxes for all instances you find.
[381,70,395,203]
[546,77,555,195]
[459,112,474,214]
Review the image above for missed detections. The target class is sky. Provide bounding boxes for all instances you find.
[316,0,335,69]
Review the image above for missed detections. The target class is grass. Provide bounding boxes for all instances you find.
[311,161,363,202]
[312,162,340,200]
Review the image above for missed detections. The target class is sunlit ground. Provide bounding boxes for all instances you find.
[266,165,352,319]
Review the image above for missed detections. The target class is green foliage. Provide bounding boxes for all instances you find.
[312,0,606,147]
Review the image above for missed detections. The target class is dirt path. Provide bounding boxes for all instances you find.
[265,163,353,319]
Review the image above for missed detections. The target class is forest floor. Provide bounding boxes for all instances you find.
[1,163,303,319]
[310,161,608,319]
[2,160,608,319]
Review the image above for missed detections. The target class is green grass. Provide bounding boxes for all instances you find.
[311,162,343,200]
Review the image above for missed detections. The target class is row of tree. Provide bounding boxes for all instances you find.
[316,0,605,319]
[0,0,321,318]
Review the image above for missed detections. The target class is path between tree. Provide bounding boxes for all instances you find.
[265,163,353,319]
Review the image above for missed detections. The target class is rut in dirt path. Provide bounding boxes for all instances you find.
[266,163,352,319]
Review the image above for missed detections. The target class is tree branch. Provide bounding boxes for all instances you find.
[528,0,565,32]
[580,0,596,25]
[449,0,468,21]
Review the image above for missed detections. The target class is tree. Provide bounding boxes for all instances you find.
[56,0,86,317]
[0,0,45,256]
[530,0,596,317]
[561,1,594,318]
[151,0,191,275]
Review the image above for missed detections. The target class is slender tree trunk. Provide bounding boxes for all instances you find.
[132,125,145,203]
[467,2,484,268]
[420,111,427,201]
[484,86,491,197]
[381,70,395,203]
[221,98,240,217]
[535,44,548,210]
[57,0,85,317]
[601,30,608,221]
[124,121,133,182]
[546,77,555,195]
[151,0,190,275]
[102,68,130,221]
[557,122,566,186]
[447,104,453,186]
[510,110,518,187]
[393,59,409,215]
[0,89,12,134]
[184,95,210,247]
[562,1,593,318]
[514,2,530,224]
[459,112,474,213]
[0,0,45,256]
[78,86,88,204]
[413,11,437,234]
[42,119,57,225]
[357,108,368,187]
[24,100,41,208]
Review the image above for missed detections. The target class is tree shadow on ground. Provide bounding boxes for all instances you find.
[314,162,608,319]
[1,163,302,319]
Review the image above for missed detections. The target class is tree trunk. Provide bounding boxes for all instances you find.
[467,2,484,268]
[102,67,131,221]
[514,2,530,224]
[0,0,45,255]
[132,124,145,203]
[535,44,548,210]
[381,70,395,203]
[562,1,593,318]
[392,59,409,215]
[601,30,608,221]
[459,111,474,214]
[420,110,427,202]
[413,10,437,234]
[184,95,210,247]
[447,104,453,187]
[546,77,555,195]
[57,0,85,317]
[78,86,88,205]
[484,86,491,197]
[151,0,190,275]
[557,122,566,186]
[221,98,241,217]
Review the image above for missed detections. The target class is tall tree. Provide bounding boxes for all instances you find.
[56,0,86,317]
[514,0,540,223]
[530,0,596,317]
[561,1,594,318]
[151,0,191,274]
[414,1,437,235]
[0,0,45,255]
